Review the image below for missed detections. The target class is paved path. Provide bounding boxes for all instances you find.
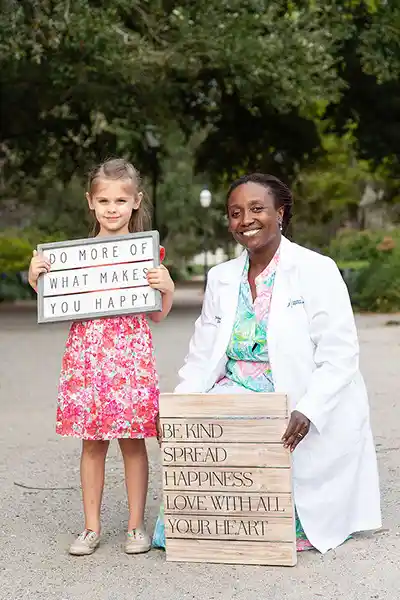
[0,299,399,600]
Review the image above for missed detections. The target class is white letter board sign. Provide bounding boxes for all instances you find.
[36,231,162,323]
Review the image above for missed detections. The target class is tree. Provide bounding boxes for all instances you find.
[0,0,351,188]
[2,0,400,261]
[327,1,400,183]
[292,123,386,247]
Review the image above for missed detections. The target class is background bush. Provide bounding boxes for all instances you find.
[327,229,400,313]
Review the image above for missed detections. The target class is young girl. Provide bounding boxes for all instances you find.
[28,158,174,556]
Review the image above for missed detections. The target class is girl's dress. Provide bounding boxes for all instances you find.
[56,314,158,440]
[153,248,314,551]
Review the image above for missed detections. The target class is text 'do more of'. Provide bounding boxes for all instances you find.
[43,237,155,271]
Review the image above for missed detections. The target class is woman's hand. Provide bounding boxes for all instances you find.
[28,250,51,291]
[147,264,175,295]
[282,410,310,452]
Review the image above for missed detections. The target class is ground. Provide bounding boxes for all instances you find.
[0,291,399,600]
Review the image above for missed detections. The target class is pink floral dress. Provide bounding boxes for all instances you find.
[56,315,159,440]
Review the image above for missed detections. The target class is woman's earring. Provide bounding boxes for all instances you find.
[278,220,283,231]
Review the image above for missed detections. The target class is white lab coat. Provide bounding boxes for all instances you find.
[175,236,381,553]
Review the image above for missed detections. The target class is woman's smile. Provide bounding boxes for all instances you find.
[240,228,262,238]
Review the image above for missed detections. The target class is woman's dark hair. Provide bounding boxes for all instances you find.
[226,173,293,234]
[87,158,151,236]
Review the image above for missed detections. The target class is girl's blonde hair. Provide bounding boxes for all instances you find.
[87,158,152,236]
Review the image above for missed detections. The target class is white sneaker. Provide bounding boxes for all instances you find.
[125,528,151,554]
[69,529,100,556]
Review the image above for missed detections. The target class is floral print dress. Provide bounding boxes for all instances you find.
[56,315,159,440]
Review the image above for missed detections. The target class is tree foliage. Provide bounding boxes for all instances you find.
[1,0,400,265]
[0,0,362,184]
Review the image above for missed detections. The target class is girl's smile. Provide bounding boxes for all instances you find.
[86,179,141,237]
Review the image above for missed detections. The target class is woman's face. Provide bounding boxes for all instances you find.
[227,182,284,253]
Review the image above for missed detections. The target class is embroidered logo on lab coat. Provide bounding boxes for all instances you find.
[215,316,222,323]
[287,297,305,308]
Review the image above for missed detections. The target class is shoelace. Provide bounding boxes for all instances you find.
[78,529,97,542]
[128,529,145,540]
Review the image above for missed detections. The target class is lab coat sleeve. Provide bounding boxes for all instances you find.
[295,257,360,433]
[174,274,218,393]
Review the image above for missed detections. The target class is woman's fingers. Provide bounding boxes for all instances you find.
[283,421,303,451]
[282,411,310,452]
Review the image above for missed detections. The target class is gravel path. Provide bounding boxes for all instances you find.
[0,302,399,600]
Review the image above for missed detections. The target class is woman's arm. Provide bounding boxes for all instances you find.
[294,256,360,434]
[175,275,218,393]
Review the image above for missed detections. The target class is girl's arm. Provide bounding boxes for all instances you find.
[28,250,51,292]
[147,265,175,323]
[148,288,174,323]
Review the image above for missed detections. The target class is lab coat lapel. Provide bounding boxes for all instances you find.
[210,251,246,364]
[267,237,296,391]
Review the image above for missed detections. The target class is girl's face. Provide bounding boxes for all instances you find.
[86,179,141,236]
[227,182,283,253]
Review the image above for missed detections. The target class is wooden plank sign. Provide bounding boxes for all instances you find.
[159,393,297,566]
[36,231,161,323]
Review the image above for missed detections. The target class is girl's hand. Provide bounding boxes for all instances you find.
[28,250,51,290]
[147,264,174,295]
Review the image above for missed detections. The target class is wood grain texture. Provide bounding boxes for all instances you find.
[163,467,292,493]
[159,393,289,419]
[163,491,293,517]
[162,442,290,468]
[160,393,296,566]
[165,515,294,542]
[166,539,297,566]
[160,418,287,443]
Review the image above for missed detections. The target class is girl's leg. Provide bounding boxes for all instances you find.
[80,439,110,534]
[118,438,149,531]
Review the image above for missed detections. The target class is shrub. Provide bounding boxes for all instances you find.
[327,229,400,312]
[0,230,66,302]
[327,229,385,263]
[352,248,400,313]
[0,235,33,274]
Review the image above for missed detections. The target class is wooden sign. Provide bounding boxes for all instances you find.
[37,231,161,323]
[159,393,296,566]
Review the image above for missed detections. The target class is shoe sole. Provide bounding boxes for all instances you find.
[69,543,100,556]
[124,545,151,555]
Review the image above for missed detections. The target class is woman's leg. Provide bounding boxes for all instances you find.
[80,439,110,534]
[118,438,149,531]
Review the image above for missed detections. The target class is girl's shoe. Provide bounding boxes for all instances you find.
[125,528,151,554]
[69,529,100,556]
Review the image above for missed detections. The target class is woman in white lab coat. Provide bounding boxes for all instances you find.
[173,173,381,554]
